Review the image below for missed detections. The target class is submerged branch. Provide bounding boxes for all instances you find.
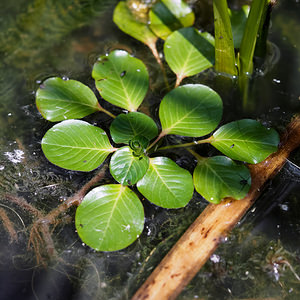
[132,115,300,300]
[5,165,108,265]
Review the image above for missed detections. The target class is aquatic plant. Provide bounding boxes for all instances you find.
[36,47,279,251]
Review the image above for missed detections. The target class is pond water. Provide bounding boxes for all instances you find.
[0,0,300,299]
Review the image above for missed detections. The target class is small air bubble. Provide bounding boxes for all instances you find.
[273,78,281,84]
[62,76,69,81]
[0,166,5,171]
[8,113,12,117]
[36,80,42,84]
[136,69,141,72]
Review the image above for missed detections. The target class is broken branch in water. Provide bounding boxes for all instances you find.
[132,115,300,300]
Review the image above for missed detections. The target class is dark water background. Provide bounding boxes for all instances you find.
[0,0,300,299]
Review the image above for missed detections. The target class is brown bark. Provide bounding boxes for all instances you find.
[132,115,300,300]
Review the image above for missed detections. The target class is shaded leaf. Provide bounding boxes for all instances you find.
[229,5,250,49]
[193,156,251,204]
[159,84,222,137]
[113,1,157,47]
[137,157,194,208]
[92,50,149,111]
[36,77,100,122]
[75,184,144,251]
[110,146,149,185]
[110,112,158,144]
[149,0,195,40]
[164,27,215,80]
[211,119,280,164]
[42,120,114,171]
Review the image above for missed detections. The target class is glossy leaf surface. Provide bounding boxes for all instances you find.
[164,27,215,79]
[42,120,114,171]
[36,77,99,122]
[75,184,144,251]
[193,156,251,204]
[110,112,158,144]
[159,84,222,137]
[110,146,149,185]
[149,0,195,40]
[92,50,149,111]
[113,1,157,47]
[211,119,280,164]
[137,157,194,208]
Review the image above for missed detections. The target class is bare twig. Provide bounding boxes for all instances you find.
[132,115,300,300]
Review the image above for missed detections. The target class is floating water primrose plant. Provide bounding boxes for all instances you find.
[35,0,280,252]
[36,49,279,252]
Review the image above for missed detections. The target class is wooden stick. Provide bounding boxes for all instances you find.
[132,115,300,300]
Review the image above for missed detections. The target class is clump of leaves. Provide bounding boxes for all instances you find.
[35,1,279,252]
[36,49,279,252]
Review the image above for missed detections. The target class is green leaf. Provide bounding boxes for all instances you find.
[229,5,250,49]
[137,157,194,208]
[149,0,195,40]
[41,120,114,171]
[193,156,251,204]
[92,50,149,111]
[75,184,144,251]
[113,1,157,47]
[110,146,149,185]
[36,77,100,122]
[211,119,280,164]
[159,84,223,137]
[110,112,158,144]
[164,27,215,81]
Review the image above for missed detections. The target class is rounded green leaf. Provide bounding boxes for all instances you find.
[110,146,149,185]
[164,27,215,78]
[92,50,149,111]
[159,84,223,137]
[193,156,251,204]
[149,0,195,40]
[41,120,114,171]
[211,119,280,164]
[137,157,194,208]
[110,112,158,144]
[75,184,144,251]
[36,77,100,122]
[113,1,157,47]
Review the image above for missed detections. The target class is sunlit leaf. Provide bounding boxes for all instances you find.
[41,120,114,171]
[211,119,280,164]
[110,146,149,185]
[36,77,100,122]
[193,156,251,204]
[137,157,194,208]
[110,112,158,144]
[149,0,195,40]
[92,50,149,111]
[229,5,250,49]
[75,184,144,251]
[159,84,222,137]
[113,1,157,47]
[164,27,215,81]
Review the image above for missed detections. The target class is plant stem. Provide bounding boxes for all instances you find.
[147,41,171,91]
[213,0,237,76]
[97,103,116,118]
[147,131,167,152]
[132,114,300,300]
[174,73,186,88]
[239,0,269,76]
[157,137,212,151]
[186,149,205,162]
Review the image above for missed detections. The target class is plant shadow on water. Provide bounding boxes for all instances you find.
[0,0,300,299]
